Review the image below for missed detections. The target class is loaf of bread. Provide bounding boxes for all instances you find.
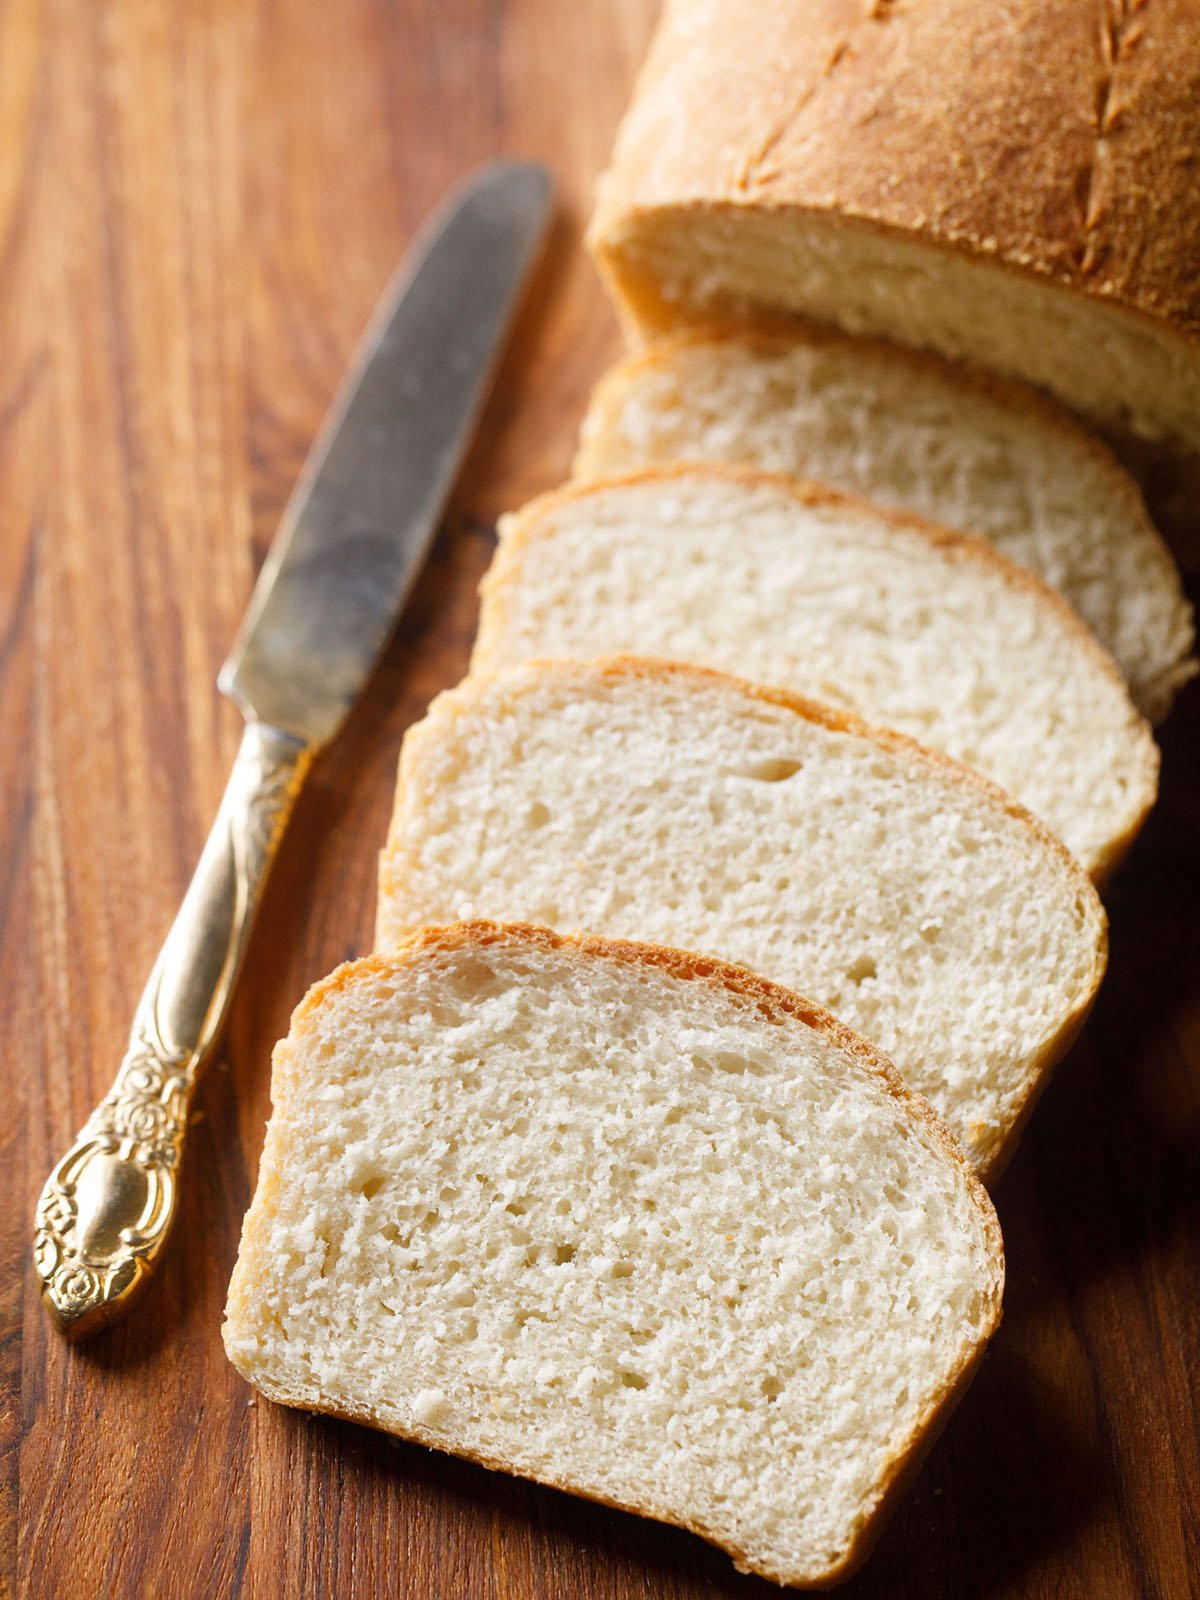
[376,658,1108,1177]
[224,921,1004,1588]
[574,325,1195,720]
[588,0,1200,467]
[473,466,1158,880]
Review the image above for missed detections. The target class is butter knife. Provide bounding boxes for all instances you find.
[33,161,552,1341]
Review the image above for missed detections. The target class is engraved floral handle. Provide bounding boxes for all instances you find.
[33,720,313,1339]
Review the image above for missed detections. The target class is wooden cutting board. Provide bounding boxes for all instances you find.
[4,2,1199,1595]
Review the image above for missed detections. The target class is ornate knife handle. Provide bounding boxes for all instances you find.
[33,720,313,1340]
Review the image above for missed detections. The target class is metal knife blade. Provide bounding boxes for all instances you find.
[218,159,552,745]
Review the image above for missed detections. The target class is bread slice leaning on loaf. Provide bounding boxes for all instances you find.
[473,466,1158,881]
[588,0,1200,469]
[376,659,1108,1178]
[224,921,1004,1589]
[574,325,1196,721]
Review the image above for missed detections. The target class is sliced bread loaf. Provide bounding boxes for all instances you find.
[376,660,1108,1177]
[587,0,1200,468]
[573,326,1195,720]
[472,466,1159,881]
[224,921,1004,1588]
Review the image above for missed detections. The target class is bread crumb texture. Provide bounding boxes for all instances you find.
[573,329,1195,721]
[378,659,1107,1177]
[475,470,1158,882]
[225,924,1003,1588]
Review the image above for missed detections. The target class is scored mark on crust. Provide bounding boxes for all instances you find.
[1077,0,1150,273]
[737,0,902,192]
[735,28,861,193]
[735,84,822,193]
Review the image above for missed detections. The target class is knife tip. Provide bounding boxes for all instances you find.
[460,158,553,223]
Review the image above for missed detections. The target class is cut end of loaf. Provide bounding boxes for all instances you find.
[225,922,1004,1587]
[590,207,1200,463]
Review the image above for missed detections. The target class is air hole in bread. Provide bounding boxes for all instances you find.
[740,757,804,783]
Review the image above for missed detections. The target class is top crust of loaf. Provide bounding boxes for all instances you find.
[233,919,1004,1586]
[589,0,1200,343]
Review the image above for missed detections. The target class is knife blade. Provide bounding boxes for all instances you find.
[33,160,552,1340]
[220,159,552,743]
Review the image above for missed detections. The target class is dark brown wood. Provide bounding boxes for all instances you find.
[3,1,1199,1595]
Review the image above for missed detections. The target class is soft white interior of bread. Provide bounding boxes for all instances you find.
[474,472,1157,879]
[377,664,1107,1175]
[574,334,1195,720]
[224,930,1003,1587]
[601,208,1200,458]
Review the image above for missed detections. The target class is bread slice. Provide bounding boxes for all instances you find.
[573,326,1195,721]
[224,921,1004,1588]
[472,466,1158,881]
[376,659,1108,1177]
[587,0,1200,469]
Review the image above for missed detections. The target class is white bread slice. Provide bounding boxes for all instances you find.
[573,326,1195,721]
[472,466,1159,881]
[375,659,1108,1178]
[224,921,1004,1589]
[587,0,1200,469]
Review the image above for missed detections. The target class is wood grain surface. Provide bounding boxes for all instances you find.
[3,2,1199,1596]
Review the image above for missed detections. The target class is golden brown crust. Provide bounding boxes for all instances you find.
[476,463,1160,883]
[243,918,1005,1587]
[588,0,1200,343]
